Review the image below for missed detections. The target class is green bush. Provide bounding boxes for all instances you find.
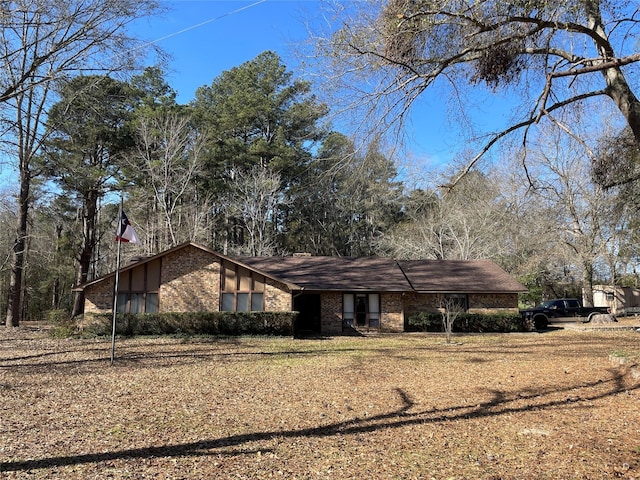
[83,311,297,337]
[407,311,532,333]
[46,309,77,338]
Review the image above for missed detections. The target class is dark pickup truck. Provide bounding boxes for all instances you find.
[520,298,613,330]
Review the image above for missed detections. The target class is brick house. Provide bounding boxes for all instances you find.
[76,242,526,335]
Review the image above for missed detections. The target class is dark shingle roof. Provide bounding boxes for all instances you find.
[397,259,527,293]
[237,256,526,294]
[236,256,412,292]
[75,241,526,295]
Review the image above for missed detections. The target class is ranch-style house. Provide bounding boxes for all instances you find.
[76,242,526,335]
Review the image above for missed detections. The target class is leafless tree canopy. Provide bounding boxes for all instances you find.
[313,0,640,180]
[1,0,160,327]
[0,0,160,104]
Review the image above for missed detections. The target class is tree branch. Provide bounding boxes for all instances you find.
[444,89,609,191]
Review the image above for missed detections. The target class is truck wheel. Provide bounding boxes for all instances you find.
[586,312,597,323]
[534,315,548,330]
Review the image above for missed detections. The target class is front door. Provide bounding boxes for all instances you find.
[293,294,321,336]
[343,293,381,330]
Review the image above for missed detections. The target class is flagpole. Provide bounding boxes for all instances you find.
[110,196,124,365]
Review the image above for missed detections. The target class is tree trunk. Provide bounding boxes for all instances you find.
[585,0,640,147]
[51,224,63,310]
[5,169,30,327]
[71,190,99,318]
[603,67,640,148]
[582,261,595,307]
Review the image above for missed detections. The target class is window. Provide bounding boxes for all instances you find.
[237,293,249,312]
[145,293,159,313]
[343,294,355,326]
[222,293,235,311]
[116,293,128,313]
[116,292,159,314]
[220,291,264,312]
[343,293,380,329]
[130,293,144,314]
[115,259,161,314]
[220,261,265,312]
[251,293,264,311]
[368,294,380,327]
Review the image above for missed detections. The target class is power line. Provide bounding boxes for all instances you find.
[145,0,269,47]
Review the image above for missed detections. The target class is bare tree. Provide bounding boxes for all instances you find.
[437,294,465,344]
[132,111,209,250]
[312,1,640,183]
[514,128,624,305]
[225,166,285,256]
[1,0,160,327]
[380,170,510,259]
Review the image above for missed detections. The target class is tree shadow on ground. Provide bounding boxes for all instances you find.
[0,343,374,373]
[2,371,637,473]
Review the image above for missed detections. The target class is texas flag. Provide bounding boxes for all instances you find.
[115,210,141,244]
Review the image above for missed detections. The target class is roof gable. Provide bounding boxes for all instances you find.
[74,242,300,291]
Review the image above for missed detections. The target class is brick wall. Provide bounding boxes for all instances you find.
[404,292,440,317]
[468,293,519,314]
[264,278,293,311]
[381,293,404,332]
[159,245,221,312]
[404,292,519,317]
[320,292,343,335]
[84,280,114,314]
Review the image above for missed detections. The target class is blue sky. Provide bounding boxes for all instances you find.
[134,0,480,172]
[2,1,318,189]
[0,0,509,189]
[135,0,316,103]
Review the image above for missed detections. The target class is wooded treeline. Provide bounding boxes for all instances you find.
[3,1,640,325]
[2,50,640,324]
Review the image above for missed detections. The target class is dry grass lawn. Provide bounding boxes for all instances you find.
[1,321,639,479]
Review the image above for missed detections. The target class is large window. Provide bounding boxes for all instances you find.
[220,262,265,312]
[343,293,380,329]
[115,260,161,314]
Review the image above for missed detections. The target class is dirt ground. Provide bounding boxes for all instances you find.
[1,320,639,479]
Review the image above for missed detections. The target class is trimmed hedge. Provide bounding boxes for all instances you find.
[83,311,297,337]
[407,312,533,333]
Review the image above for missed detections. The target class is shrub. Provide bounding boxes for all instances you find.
[83,311,297,337]
[407,311,532,333]
[46,309,78,338]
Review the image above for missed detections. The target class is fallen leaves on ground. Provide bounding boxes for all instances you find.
[1,323,639,479]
